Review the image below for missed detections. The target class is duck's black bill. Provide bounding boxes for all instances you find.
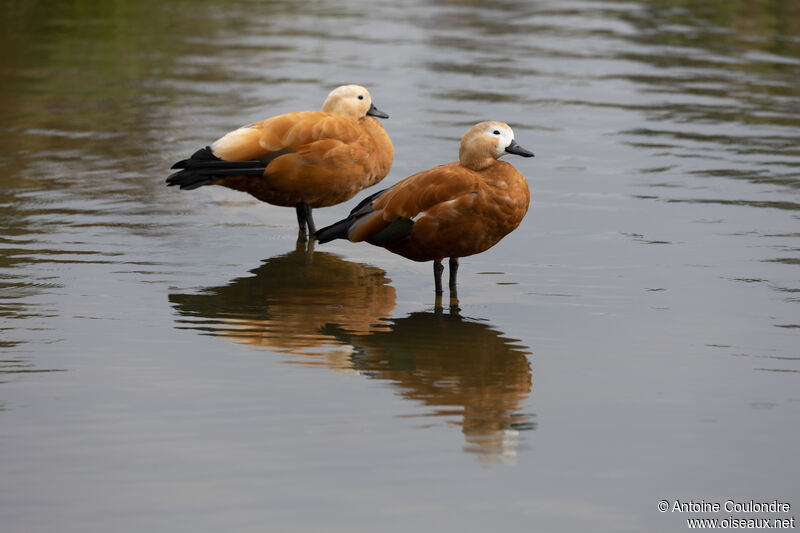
[366,103,389,119]
[505,140,534,157]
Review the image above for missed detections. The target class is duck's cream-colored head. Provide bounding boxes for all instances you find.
[320,85,389,121]
[458,121,534,171]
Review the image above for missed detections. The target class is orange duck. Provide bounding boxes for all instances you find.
[167,85,393,235]
[315,121,533,294]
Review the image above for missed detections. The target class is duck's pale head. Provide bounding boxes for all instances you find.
[459,121,534,171]
[321,84,389,121]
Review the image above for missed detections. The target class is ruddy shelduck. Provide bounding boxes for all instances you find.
[315,121,534,294]
[166,85,393,234]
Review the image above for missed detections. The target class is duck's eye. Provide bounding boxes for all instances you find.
[358,95,365,100]
[493,130,500,135]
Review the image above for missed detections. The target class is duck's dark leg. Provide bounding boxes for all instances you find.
[448,257,459,294]
[294,231,315,256]
[295,204,306,233]
[449,295,460,313]
[295,202,316,236]
[306,207,316,236]
[433,260,444,294]
[434,290,459,314]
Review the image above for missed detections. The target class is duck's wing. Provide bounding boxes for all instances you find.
[168,112,369,191]
[316,163,478,245]
[211,111,363,161]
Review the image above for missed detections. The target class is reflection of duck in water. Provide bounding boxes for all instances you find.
[323,306,535,462]
[169,237,396,355]
[170,241,534,460]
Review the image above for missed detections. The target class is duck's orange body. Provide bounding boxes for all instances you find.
[167,85,393,234]
[316,121,534,294]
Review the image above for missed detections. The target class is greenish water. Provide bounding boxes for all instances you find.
[1,1,798,532]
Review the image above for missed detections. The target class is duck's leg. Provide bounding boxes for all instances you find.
[433,260,444,294]
[294,231,316,256]
[434,289,459,313]
[295,204,306,233]
[306,206,317,236]
[449,295,460,313]
[448,257,459,294]
[295,202,317,236]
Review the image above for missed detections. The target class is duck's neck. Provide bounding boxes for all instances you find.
[459,151,497,171]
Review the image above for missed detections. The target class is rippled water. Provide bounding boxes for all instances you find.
[1,1,798,531]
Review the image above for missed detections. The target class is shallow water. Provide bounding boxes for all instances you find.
[1,0,799,531]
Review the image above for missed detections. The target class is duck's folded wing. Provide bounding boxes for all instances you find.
[347,163,478,243]
[211,111,365,162]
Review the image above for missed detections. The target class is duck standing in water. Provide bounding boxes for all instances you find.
[315,121,533,294]
[167,85,393,235]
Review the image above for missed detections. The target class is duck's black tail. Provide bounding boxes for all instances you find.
[166,147,266,190]
[314,187,390,243]
[314,218,352,243]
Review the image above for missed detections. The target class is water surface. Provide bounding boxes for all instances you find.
[1,1,798,532]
